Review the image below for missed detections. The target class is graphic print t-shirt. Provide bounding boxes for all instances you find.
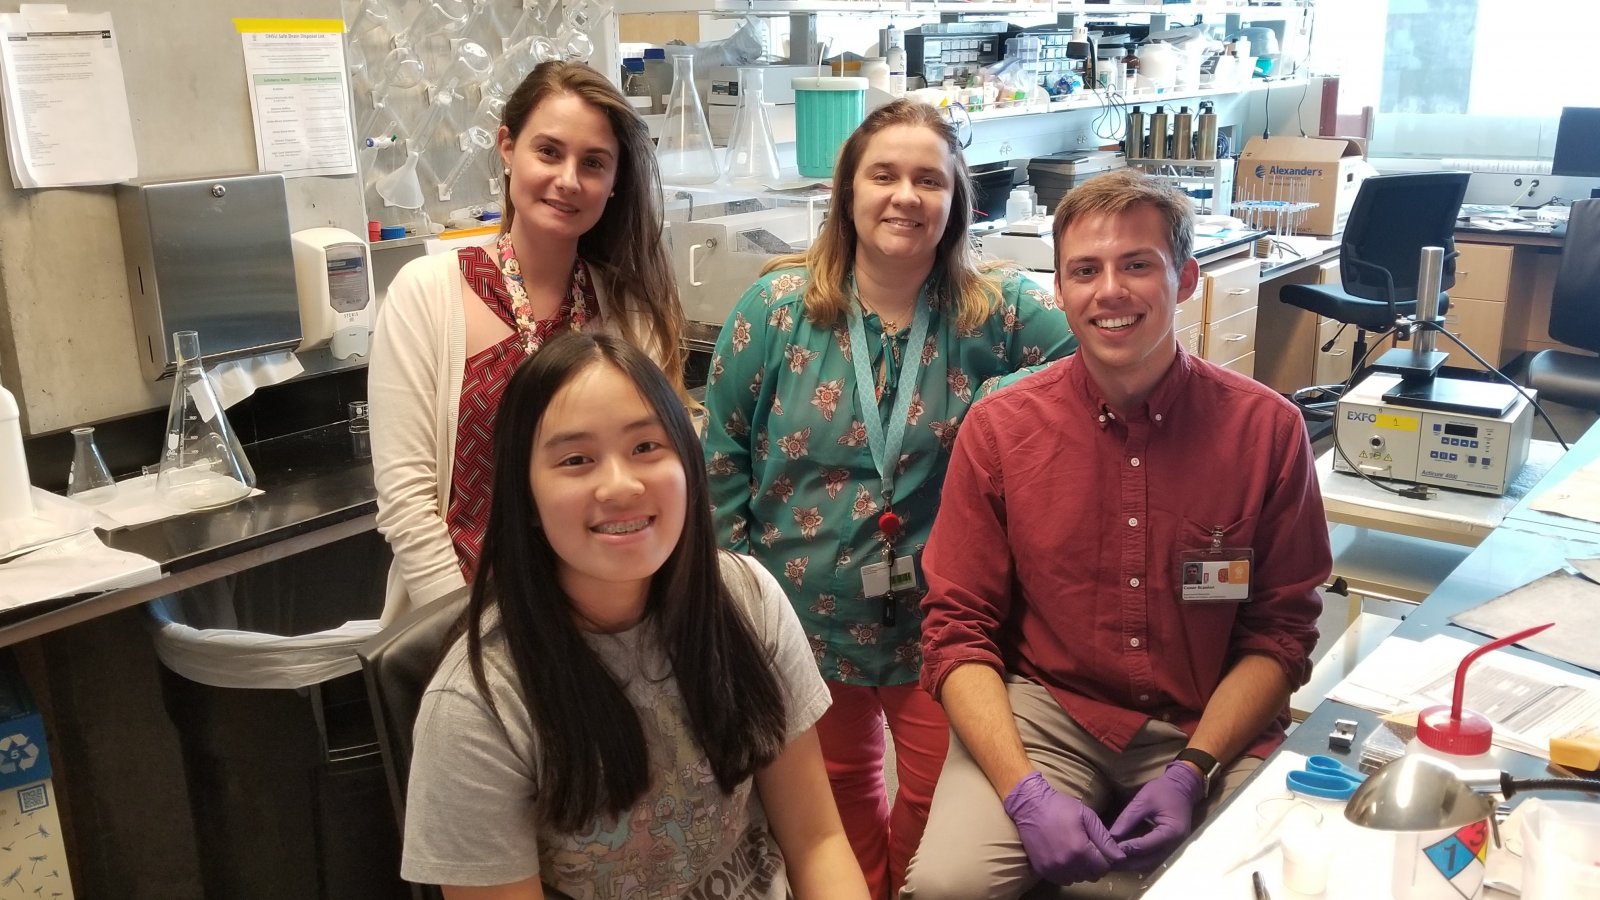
[401,553,831,899]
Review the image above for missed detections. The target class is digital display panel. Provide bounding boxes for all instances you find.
[1444,423,1479,438]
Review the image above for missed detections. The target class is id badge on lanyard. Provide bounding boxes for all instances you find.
[847,283,931,627]
[1178,527,1253,603]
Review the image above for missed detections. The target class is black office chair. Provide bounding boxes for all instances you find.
[358,588,471,900]
[1527,198,1600,411]
[1280,171,1472,419]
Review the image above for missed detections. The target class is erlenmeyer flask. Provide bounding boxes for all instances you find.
[67,427,116,504]
[657,52,720,185]
[157,331,255,510]
[726,68,781,184]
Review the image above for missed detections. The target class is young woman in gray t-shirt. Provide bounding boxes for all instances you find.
[402,332,870,900]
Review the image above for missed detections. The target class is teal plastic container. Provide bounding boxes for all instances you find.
[793,76,867,178]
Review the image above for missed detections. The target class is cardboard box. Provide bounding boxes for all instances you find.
[0,655,72,899]
[1236,136,1376,236]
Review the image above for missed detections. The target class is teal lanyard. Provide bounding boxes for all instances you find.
[845,282,931,527]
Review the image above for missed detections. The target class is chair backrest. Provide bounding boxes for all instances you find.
[358,587,470,900]
[1550,198,1600,354]
[1339,171,1471,305]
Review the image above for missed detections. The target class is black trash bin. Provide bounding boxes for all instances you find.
[150,531,406,900]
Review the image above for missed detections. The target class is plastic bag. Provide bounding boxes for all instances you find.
[146,531,389,690]
[683,15,767,79]
[149,593,381,690]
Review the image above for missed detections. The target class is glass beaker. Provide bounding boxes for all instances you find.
[657,51,720,185]
[67,426,116,504]
[725,68,781,185]
[157,331,256,510]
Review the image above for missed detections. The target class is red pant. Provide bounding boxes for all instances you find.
[815,680,949,900]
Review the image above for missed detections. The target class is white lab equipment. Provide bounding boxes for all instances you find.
[0,376,32,523]
[671,205,822,326]
[291,228,377,360]
[1332,371,1534,496]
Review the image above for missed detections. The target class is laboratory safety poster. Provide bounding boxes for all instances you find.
[236,19,357,179]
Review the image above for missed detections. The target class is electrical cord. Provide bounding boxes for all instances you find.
[1296,77,1310,137]
[1412,320,1569,449]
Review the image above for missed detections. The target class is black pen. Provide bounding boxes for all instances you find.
[1252,870,1272,900]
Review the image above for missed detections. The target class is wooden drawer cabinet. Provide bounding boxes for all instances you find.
[1391,295,1507,371]
[1174,280,1205,332]
[1205,307,1258,365]
[1314,314,1356,385]
[1204,259,1260,324]
[1177,322,1204,357]
[1452,243,1514,302]
[1221,352,1256,378]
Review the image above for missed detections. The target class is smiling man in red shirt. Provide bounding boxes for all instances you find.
[904,170,1331,898]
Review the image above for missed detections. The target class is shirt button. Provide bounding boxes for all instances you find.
[1127,517,1138,528]
[1154,413,1163,422]
[1129,577,1140,587]
[1130,457,1141,467]
[1130,637,1141,648]
[1139,693,1150,702]
[1098,414,1107,423]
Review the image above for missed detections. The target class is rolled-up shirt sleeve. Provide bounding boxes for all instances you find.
[1229,410,1330,688]
[919,400,1014,699]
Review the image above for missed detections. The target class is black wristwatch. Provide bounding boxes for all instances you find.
[1174,748,1222,798]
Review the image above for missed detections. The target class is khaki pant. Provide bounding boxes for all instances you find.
[902,677,1260,900]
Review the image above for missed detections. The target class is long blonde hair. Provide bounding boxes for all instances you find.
[762,99,1004,333]
[499,61,687,391]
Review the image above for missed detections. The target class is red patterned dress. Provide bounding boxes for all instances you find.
[445,245,597,582]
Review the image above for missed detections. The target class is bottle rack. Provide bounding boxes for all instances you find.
[1126,157,1235,217]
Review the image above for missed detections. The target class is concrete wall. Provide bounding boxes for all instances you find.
[0,0,366,436]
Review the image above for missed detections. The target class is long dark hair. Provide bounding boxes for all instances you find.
[463,332,788,832]
[499,61,687,393]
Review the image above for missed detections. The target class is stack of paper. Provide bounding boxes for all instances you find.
[0,6,136,189]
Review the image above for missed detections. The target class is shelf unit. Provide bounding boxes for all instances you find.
[616,0,1309,16]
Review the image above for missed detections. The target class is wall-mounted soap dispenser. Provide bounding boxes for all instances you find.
[291,227,375,360]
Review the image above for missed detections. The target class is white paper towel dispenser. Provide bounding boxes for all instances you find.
[291,227,375,359]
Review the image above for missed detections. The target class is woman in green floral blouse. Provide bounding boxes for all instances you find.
[702,99,1076,899]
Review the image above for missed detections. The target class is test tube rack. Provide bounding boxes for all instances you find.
[1233,173,1319,237]
[1126,157,1235,217]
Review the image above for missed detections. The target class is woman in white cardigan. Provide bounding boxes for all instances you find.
[368,61,687,624]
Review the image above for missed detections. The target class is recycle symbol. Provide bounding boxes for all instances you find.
[0,734,38,775]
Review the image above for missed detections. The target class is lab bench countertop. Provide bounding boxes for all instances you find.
[0,422,377,647]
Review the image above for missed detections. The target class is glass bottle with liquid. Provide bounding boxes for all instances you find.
[67,427,116,504]
[657,51,720,185]
[157,330,256,510]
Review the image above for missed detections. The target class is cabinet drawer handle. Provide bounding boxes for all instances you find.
[1457,269,1469,276]
[1221,333,1248,343]
[1326,349,1348,357]
[1227,288,1251,295]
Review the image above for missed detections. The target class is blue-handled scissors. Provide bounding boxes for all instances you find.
[1285,754,1366,800]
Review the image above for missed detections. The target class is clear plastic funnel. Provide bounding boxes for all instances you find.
[376,149,427,209]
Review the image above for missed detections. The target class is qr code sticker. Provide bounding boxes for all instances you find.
[17,784,46,814]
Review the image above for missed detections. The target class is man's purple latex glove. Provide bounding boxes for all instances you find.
[1002,771,1125,885]
[1108,760,1206,869]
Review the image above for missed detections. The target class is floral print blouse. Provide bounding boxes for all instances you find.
[703,266,1076,686]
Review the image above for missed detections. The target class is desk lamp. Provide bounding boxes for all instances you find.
[1346,753,1600,832]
